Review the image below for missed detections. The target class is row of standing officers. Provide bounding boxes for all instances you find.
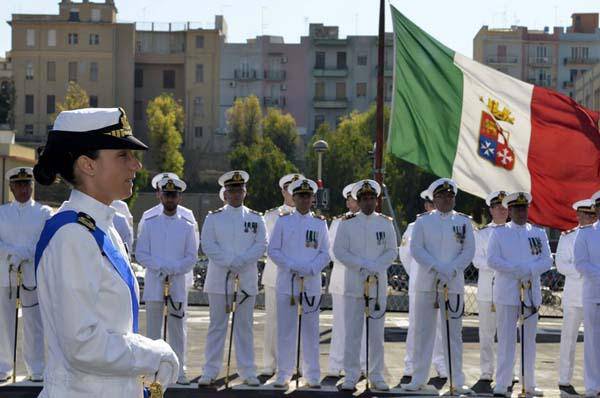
[1,165,599,397]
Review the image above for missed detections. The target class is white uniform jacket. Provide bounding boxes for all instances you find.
[410,210,475,294]
[487,222,552,307]
[556,227,583,308]
[37,190,169,398]
[111,200,133,230]
[473,222,500,302]
[200,205,267,296]
[333,212,397,298]
[268,210,330,297]
[0,199,52,288]
[113,212,133,254]
[135,212,198,302]
[399,221,418,295]
[262,204,294,288]
[574,222,600,303]
[328,212,352,296]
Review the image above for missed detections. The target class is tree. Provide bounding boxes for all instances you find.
[146,93,185,177]
[262,108,299,160]
[0,80,14,127]
[54,81,89,120]
[229,137,298,211]
[226,95,262,147]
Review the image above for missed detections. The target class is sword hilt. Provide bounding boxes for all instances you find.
[149,381,163,398]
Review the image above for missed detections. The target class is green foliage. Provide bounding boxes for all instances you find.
[146,94,185,177]
[262,107,299,160]
[0,80,14,127]
[227,95,262,147]
[125,151,149,209]
[54,81,89,120]
[229,137,297,211]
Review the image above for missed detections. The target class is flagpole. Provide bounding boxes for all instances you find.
[375,0,385,211]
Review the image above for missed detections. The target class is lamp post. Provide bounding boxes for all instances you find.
[313,139,329,209]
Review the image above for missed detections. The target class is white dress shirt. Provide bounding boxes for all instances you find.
[333,212,398,298]
[556,227,583,308]
[200,204,267,296]
[487,222,552,307]
[37,190,170,398]
[574,221,600,303]
[410,210,475,294]
[135,212,198,302]
[0,199,52,288]
[262,204,294,288]
[268,210,331,297]
[473,222,501,302]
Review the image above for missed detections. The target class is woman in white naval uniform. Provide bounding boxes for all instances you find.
[574,190,600,398]
[32,107,179,398]
[556,199,596,396]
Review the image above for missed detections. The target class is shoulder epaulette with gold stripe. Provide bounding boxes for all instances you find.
[248,208,263,216]
[342,213,356,221]
[209,207,225,214]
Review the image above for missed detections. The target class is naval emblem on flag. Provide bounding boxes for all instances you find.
[477,98,516,171]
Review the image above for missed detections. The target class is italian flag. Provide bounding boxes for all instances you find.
[388,5,600,230]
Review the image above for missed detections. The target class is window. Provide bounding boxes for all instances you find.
[69,8,80,22]
[26,29,35,47]
[497,45,507,57]
[195,35,204,48]
[193,96,204,116]
[68,61,78,82]
[91,9,101,22]
[571,47,589,59]
[26,62,34,80]
[134,101,143,121]
[89,34,100,45]
[25,125,34,135]
[314,115,325,131]
[195,64,204,83]
[336,52,347,69]
[194,126,203,138]
[25,95,34,114]
[135,69,143,88]
[90,62,98,81]
[47,61,56,81]
[46,95,55,114]
[357,55,367,66]
[536,46,547,58]
[68,33,79,45]
[48,30,56,47]
[315,81,325,99]
[335,82,346,99]
[315,51,325,68]
[163,70,175,89]
[356,82,367,97]
[89,95,98,108]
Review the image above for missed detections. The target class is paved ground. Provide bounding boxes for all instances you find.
[1,305,584,397]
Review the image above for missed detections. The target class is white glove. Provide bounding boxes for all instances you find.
[229,256,245,273]
[154,339,179,387]
[437,271,452,285]
[515,267,531,281]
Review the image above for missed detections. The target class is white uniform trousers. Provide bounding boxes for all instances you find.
[146,300,186,377]
[404,296,447,376]
[495,304,538,392]
[411,291,465,387]
[263,286,277,372]
[478,300,496,379]
[202,293,256,379]
[328,293,366,374]
[583,301,600,394]
[0,287,45,377]
[276,293,320,381]
[558,305,583,386]
[343,295,385,383]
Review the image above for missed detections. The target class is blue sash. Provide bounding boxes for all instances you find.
[34,210,140,333]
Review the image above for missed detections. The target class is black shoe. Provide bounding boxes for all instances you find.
[400,375,412,385]
[472,379,494,395]
[559,384,580,396]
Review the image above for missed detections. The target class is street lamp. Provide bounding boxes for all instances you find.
[312,139,329,210]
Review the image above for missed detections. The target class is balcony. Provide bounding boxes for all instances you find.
[264,70,286,81]
[528,57,553,67]
[563,81,574,89]
[313,97,348,109]
[234,69,259,81]
[312,67,348,77]
[527,78,553,88]
[564,57,600,65]
[486,56,519,64]
[264,96,287,107]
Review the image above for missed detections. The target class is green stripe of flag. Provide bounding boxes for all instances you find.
[388,5,464,177]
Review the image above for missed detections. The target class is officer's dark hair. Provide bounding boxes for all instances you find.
[34,146,100,186]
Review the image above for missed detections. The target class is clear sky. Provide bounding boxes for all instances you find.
[1,0,598,59]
